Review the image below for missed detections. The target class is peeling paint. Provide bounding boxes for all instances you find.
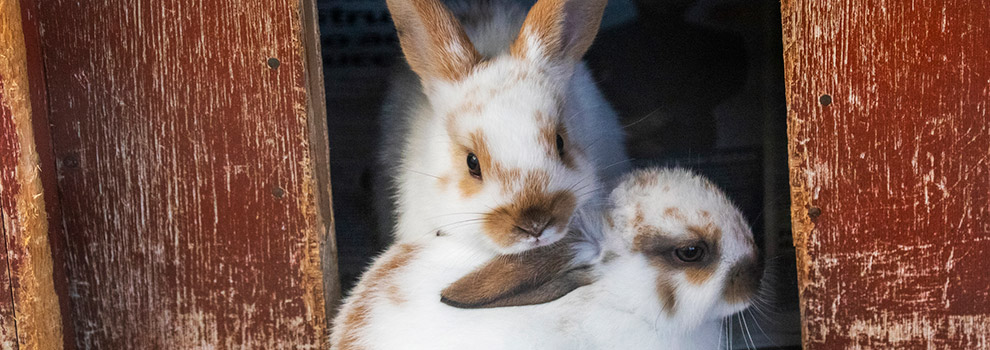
[781,0,990,348]
[32,0,334,347]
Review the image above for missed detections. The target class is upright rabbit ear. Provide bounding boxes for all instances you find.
[441,238,594,309]
[510,0,607,64]
[386,0,480,82]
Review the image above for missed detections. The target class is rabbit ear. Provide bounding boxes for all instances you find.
[510,0,607,64]
[440,239,593,309]
[386,0,480,82]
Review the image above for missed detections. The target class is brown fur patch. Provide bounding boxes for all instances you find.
[656,276,678,316]
[386,0,480,81]
[336,300,371,350]
[482,177,577,247]
[684,266,716,285]
[687,223,722,243]
[663,207,686,222]
[632,171,660,189]
[334,244,420,349]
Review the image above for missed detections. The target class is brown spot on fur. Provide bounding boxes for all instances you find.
[632,172,659,188]
[333,244,420,349]
[663,207,686,222]
[684,266,716,285]
[336,300,371,350]
[657,276,678,316]
[482,178,577,247]
[386,0,480,81]
[687,223,722,243]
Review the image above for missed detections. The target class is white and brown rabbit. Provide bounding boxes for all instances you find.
[372,0,629,253]
[332,167,764,350]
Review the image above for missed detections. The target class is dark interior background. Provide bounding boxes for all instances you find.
[317,0,801,347]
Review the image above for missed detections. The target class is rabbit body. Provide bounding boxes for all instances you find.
[332,168,760,350]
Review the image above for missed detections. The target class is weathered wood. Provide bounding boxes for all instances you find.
[0,0,67,348]
[34,0,336,347]
[17,0,78,346]
[782,0,990,348]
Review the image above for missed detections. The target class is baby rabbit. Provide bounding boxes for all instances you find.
[373,0,629,253]
[332,167,764,350]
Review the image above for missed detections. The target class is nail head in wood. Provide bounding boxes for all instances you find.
[819,94,832,106]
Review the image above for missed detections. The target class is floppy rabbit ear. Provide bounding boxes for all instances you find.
[386,0,480,82]
[441,239,593,309]
[510,0,607,64]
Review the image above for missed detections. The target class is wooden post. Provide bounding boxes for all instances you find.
[30,0,338,347]
[0,0,68,348]
[782,0,990,348]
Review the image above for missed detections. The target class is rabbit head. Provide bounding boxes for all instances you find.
[605,168,763,330]
[385,0,610,253]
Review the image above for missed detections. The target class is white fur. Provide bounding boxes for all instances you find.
[333,167,760,350]
[373,0,629,253]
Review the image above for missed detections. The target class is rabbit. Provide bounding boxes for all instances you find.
[371,0,630,254]
[331,167,764,350]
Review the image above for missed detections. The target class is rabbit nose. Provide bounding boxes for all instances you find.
[515,219,551,238]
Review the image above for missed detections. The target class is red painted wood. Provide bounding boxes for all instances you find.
[0,77,21,350]
[782,0,990,348]
[34,0,336,347]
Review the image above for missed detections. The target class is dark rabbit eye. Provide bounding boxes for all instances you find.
[466,153,481,179]
[555,134,565,158]
[674,245,706,263]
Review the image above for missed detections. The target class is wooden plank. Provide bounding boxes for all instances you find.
[34,0,335,347]
[0,0,67,348]
[17,0,78,346]
[782,0,990,348]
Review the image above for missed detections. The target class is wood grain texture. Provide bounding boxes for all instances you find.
[17,0,78,346]
[34,0,335,347]
[1,0,67,348]
[782,0,990,348]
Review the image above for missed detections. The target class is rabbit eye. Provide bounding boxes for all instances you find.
[555,134,565,158]
[674,245,706,263]
[466,153,482,179]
